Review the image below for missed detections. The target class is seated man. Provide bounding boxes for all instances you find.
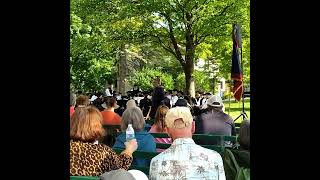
[195,95,236,135]
[149,107,226,180]
[195,95,236,146]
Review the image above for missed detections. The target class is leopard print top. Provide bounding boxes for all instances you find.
[70,140,133,176]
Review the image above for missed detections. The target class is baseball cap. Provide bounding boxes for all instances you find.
[165,107,193,129]
[206,95,223,107]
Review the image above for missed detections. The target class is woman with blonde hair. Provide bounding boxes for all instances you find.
[70,106,138,176]
[148,105,172,152]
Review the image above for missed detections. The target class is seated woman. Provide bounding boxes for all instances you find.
[101,96,121,125]
[113,106,156,167]
[148,105,172,152]
[70,105,137,176]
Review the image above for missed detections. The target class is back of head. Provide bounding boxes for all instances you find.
[161,97,171,108]
[126,99,137,108]
[174,99,188,107]
[155,105,169,132]
[100,169,148,180]
[70,105,105,142]
[239,119,250,150]
[206,95,224,111]
[121,106,145,132]
[105,96,117,108]
[165,106,194,134]
[100,169,135,180]
[128,170,149,180]
[76,95,90,107]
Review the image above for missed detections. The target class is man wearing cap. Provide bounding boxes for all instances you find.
[195,95,236,139]
[149,107,226,180]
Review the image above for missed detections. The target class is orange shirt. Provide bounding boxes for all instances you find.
[101,110,121,125]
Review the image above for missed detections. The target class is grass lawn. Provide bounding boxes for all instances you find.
[224,98,250,123]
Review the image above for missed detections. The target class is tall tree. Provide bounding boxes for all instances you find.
[114,0,249,97]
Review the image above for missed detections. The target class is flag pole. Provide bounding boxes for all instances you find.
[233,24,247,122]
[241,47,245,119]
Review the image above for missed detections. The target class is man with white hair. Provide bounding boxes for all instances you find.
[149,107,226,180]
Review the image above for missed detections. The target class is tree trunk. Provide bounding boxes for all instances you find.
[184,12,195,98]
[184,66,195,97]
[117,44,128,95]
[184,51,195,97]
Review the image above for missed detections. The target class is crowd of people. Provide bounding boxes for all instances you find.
[70,78,250,179]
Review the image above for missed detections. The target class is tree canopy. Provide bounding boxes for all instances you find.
[70,0,250,95]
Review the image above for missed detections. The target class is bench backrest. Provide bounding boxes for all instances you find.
[113,148,159,175]
[150,133,237,143]
[150,133,237,154]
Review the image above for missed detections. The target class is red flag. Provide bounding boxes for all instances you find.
[231,24,243,101]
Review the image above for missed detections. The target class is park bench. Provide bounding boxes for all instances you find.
[113,148,159,175]
[150,133,237,154]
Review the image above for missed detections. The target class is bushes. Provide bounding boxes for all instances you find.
[128,68,174,90]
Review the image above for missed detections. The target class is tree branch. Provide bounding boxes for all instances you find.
[151,34,178,59]
[194,17,231,45]
[191,0,209,11]
[195,30,230,46]
[161,12,185,66]
[193,2,234,25]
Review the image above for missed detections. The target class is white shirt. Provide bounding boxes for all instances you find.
[149,138,226,180]
[90,95,98,102]
[171,95,179,106]
[105,89,112,96]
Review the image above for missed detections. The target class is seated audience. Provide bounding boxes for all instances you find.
[113,107,156,167]
[148,105,172,152]
[70,105,137,176]
[149,107,226,180]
